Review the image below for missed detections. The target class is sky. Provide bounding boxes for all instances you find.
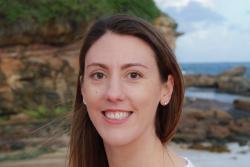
[154,0,250,63]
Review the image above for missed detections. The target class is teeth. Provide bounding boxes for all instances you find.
[104,112,130,120]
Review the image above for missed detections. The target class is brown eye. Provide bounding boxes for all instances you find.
[91,72,106,80]
[128,72,142,79]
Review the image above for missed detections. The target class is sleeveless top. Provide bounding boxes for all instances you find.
[183,157,195,167]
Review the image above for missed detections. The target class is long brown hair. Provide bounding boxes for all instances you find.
[68,14,184,167]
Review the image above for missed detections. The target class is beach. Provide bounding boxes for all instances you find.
[1,142,249,167]
[171,142,250,167]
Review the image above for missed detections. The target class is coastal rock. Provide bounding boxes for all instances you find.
[189,143,230,153]
[0,1,177,48]
[217,77,250,96]
[0,85,14,115]
[184,108,232,121]
[229,118,250,135]
[184,74,217,88]
[184,66,250,96]
[0,19,85,47]
[233,99,250,112]
[216,66,250,95]
[176,108,232,142]
[154,14,180,50]
[0,57,24,78]
[207,124,230,139]
[184,97,231,111]
[0,13,178,117]
[0,42,81,116]
[218,66,246,77]
[177,112,208,141]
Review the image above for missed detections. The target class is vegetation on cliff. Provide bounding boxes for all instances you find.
[0,0,165,46]
[0,0,161,24]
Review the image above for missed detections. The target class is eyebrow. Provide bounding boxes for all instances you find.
[86,63,149,70]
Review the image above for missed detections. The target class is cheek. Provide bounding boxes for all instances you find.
[126,82,161,121]
[127,81,162,105]
[83,83,105,107]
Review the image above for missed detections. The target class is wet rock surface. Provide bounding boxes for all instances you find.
[175,98,250,146]
[233,99,250,112]
[184,66,250,96]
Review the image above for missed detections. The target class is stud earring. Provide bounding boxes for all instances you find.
[161,101,167,106]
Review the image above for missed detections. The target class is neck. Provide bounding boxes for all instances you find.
[104,130,172,167]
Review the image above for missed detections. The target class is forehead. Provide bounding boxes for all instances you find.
[85,32,157,67]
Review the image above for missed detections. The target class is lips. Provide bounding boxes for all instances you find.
[102,109,133,122]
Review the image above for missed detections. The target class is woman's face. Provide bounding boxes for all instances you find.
[81,32,173,146]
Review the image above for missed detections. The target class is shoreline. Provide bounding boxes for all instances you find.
[185,87,250,103]
[1,142,249,167]
[184,88,250,119]
[171,142,250,167]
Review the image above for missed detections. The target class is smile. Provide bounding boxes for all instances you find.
[102,109,133,121]
[105,112,130,119]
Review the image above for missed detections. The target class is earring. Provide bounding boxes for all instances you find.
[164,102,167,105]
[160,101,167,106]
[161,94,168,106]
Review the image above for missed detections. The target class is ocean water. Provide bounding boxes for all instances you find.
[185,87,250,103]
[180,62,250,77]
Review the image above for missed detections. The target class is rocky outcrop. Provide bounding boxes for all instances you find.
[0,42,80,116]
[184,66,250,96]
[0,16,178,116]
[0,19,86,47]
[176,107,250,144]
[0,14,178,50]
[233,99,250,112]
[184,74,217,88]
[154,14,181,50]
[218,66,247,77]
[217,77,250,95]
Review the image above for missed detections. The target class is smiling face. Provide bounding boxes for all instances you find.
[81,32,173,147]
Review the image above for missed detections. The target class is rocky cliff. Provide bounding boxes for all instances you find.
[0,0,164,46]
[0,1,179,118]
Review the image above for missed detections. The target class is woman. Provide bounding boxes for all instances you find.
[69,14,194,167]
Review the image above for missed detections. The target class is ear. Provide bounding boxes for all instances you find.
[160,75,174,106]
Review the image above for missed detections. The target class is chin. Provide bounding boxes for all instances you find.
[100,130,139,148]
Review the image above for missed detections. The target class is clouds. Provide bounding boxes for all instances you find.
[164,1,225,33]
[154,0,250,62]
[176,25,250,62]
[155,0,215,10]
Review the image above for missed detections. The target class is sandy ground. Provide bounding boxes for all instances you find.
[172,142,250,167]
[0,147,68,167]
[1,143,249,167]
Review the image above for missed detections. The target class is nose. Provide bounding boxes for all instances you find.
[105,76,125,103]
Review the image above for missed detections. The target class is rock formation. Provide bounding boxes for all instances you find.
[184,66,250,96]
[0,15,178,117]
[233,99,250,112]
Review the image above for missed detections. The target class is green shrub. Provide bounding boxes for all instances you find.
[0,146,52,162]
[24,105,67,119]
[0,0,161,24]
